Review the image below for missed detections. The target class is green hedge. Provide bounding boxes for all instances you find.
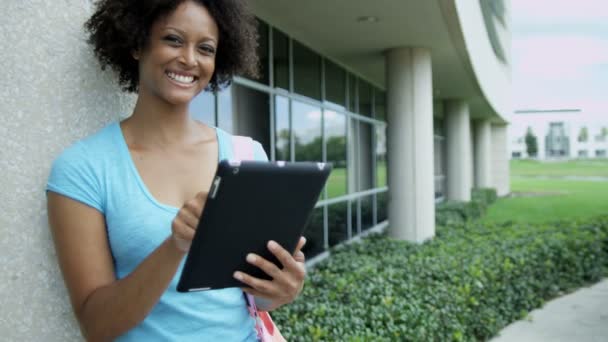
[272,215,608,341]
[436,188,498,226]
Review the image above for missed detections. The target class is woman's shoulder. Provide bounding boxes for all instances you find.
[52,122,119,166]
[47,122,120,212]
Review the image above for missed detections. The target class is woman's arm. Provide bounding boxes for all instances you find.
[47,192,203,341]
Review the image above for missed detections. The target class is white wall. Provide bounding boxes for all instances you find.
[1,1,135,340]
[454,0,511,119]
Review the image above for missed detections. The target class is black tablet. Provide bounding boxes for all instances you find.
[177,160,332,292]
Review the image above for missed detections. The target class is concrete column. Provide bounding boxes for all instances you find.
[491,124,511,196]
[474,119,492,188]
[445,100,472,201]
[385,47,435,242]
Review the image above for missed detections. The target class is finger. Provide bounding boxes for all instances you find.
[184,198,204,218]
[294,250,306,263]
[234,271,276,294]
[246,253,282,280]
[171,218,196,241]
[267,241,302,276]
[171,219,194,252]
[177,208,199,229]
[293,236,307,256]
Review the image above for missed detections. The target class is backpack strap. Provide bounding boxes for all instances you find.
[231,135,255,161]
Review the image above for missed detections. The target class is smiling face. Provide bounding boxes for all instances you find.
[135,0,219,107]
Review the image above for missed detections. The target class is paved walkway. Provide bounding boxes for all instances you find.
[491,279,608,342]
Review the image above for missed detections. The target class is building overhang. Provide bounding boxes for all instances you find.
[250,0,510,124]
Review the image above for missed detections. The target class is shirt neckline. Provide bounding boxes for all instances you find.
[112,121,223,213]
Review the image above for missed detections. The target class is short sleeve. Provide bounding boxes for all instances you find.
[46,142,105,213]
[252,141,269,162]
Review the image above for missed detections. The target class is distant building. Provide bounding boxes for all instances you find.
[509,109,608,160]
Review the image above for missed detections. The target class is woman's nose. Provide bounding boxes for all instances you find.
[179,46,197,67]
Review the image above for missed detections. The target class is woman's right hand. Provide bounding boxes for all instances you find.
[170,191,207,253]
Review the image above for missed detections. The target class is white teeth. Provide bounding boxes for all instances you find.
[167,72,195,84]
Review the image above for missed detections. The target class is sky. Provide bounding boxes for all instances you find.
[511,0,608,121]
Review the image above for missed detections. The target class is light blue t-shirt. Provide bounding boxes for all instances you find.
[47,121,267,341]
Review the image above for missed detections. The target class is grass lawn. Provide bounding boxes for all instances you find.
[483,172,608,224]
[511,159,608,177]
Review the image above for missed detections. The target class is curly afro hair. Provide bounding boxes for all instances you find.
[85,0,260,93]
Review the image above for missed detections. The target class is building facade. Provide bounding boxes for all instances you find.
[510,109,608,160]
[1,0,511,339]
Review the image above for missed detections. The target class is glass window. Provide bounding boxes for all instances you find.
[293,41,321,100]
[275,96,290,161]
[376,191,388,222]
[375,125,387,188]
[189,91,215,126]
[348,74,357,112]
[232,85,270,152]
[243,19,269,84]
[361,195,374,231]
[217,86,233,134]
[357,121,374,191]
[350,200,359,234]
[324,59,346,108]
[325,110,347,198]
[328,202,348,247]
[302,207,325,258]
[292,101,322,162]
[273,29,289,90]
[374,88,386,121]
[358,80,372,117]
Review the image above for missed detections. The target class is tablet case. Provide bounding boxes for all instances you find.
[177,160,331,292]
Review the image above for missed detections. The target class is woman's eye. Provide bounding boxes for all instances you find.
[199,45,216,55]
[164,35,181,44]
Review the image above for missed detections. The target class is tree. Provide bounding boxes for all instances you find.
[578,127,588,142]
[524,126,538,158]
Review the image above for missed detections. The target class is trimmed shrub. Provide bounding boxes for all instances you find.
[273,215,608,341]
[435,188,498,226]
[472,188,498,206]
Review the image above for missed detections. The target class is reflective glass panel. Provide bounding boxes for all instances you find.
[324,110,347,198]
[328,202,348,247]
[273,29,289,90]
[293,41,321,100]
[377,191,388,222]
[374,88,386,121]
[348,74,357,112]
[361,195,374,231]
[358,80,372,117]
[293,101,322,162]
[358,121,374,191]
[275,96,290,161]
[232,85,270,152]
[376,125,387,188]
[324,59,346,108]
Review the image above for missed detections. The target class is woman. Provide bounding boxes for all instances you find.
[46,0,306,340]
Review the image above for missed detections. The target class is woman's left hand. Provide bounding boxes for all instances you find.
[234,237,307,311]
